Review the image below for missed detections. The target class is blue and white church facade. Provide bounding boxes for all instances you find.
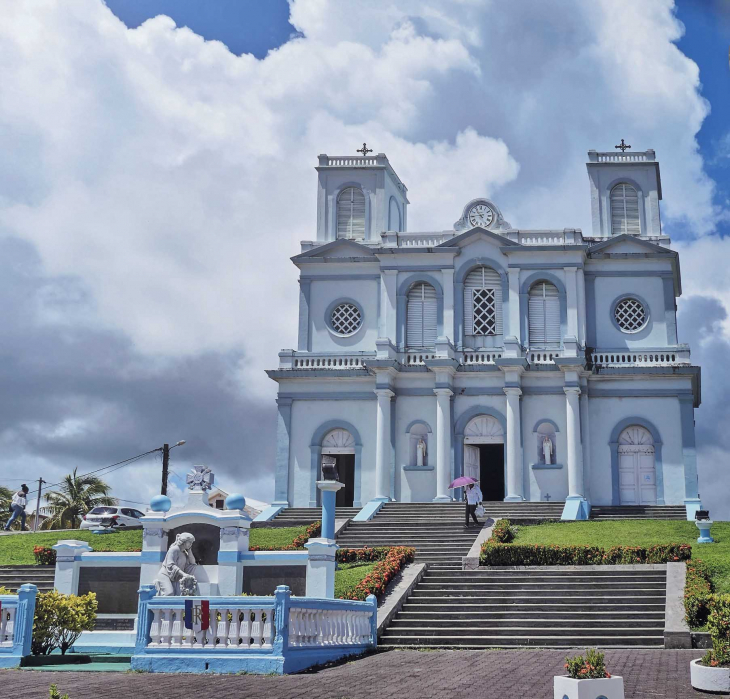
[266,149,702,520]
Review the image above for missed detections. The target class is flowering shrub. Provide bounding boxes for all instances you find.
[489,519,516,543]
[340,546,415,601]
[564,648,610,679]
[685,559,713,629]
[480,541,691,567]
[33,546,56,565]
[32,590,97,656]
[701,594,730,668]
[336,546,393,564]
[249,521,322,551]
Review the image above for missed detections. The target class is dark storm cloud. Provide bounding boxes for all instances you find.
[0,236,275,498]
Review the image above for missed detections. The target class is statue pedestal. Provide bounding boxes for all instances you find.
[305,538,338,598]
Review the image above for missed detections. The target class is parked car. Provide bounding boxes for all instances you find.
[80,506,146,530]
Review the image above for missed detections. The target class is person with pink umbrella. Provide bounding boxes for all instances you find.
[449,476,483,527]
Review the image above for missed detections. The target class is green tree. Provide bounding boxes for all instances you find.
[41,469,117,529]
[0,485,13,528]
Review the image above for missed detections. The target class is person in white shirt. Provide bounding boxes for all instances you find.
[465,482,483,527]
[4,484,29,531]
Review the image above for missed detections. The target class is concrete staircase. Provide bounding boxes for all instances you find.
[0,565,55,592]
[336,503,480,565]
[269,506,361,526]
[381,564,667,648]
[481,501,565,523]
[589,505,687,520]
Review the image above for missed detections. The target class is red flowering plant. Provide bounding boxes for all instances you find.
[564,648,611,679]
[702,594,730,668]
[341,546,415,601]
[685,559,713,628]
[33,546,56,566]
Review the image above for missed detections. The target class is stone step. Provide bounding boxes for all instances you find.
[409,589,666,598]
[397,610,666,620]
[402,602,666,612]
[387,621,663,632]
[415,581,666,591]
[379,634,664,647]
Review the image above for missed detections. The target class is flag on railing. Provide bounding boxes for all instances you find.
[184,600,210,631]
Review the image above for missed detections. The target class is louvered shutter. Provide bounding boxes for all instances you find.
[529,282,560,347]
[465,267,502,336]
[407,283,437,348]
[337,187,366,239]
[610,183,640,236]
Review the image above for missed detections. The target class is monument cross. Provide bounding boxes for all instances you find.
[544,492,551,502]
[615,138,631,152]
[356,142,373,156]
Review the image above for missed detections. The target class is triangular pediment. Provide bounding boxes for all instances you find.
[588,234,671,255]
[437,226,517,249]
[292,238,377,262]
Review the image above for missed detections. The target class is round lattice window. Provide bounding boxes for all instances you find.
[614,297,647,333]
[330,302,362,336]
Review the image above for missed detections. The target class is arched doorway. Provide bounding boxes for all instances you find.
[463,415,505,500]
[618,426,656,505]
[322,428,356,507]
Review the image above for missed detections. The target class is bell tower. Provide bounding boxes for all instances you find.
[586,144,662,238]
[315,149,409,243]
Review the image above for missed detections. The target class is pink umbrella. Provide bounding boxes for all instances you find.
[449,476,477,489]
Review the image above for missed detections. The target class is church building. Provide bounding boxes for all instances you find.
[266,147,701,520]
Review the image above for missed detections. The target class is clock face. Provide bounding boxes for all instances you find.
[468,203,495,228]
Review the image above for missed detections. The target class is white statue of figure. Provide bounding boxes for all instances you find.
[155,532,198,596]
[416,438,427,467]
[542,435,553,465]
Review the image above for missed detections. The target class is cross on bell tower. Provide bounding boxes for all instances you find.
[356,143,373,156]
[615,138,631,152]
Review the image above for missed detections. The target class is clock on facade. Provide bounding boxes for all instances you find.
[468,202,495,228]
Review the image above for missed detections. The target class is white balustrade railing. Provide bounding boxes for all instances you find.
[0,607,15,647]
[292,355,369,369]
[404,352,438,366]
[147,605,274,650]
[395,232,455,247]
[595,153,649,163]
[288,607,373,647]
[592,349,690,367]
[460,351,502,365]
[528,350,561,365]
[322,156,379,167]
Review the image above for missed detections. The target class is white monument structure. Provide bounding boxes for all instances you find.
[266,146,701,520]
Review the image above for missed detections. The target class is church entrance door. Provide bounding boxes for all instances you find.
[321,428,356,507]
[618,426,656,505]
[463,415,505,501]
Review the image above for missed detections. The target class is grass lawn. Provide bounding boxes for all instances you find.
[0,525,313,565]
[334,562,376,599]
[513,520,730,593]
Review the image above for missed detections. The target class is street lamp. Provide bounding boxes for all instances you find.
[158,440,186,495]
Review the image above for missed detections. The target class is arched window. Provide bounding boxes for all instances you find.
[388,196,401,231]
[464,266,502,337]
[337,187,366,239]
[528,282,560,347]
[610,183,640,235]
[407,283,437,349]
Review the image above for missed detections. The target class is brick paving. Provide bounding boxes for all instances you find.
[1,649,724,699]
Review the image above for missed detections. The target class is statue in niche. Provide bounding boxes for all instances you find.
[542,435,553,465]
[416,438,427,467]
[155,532,199,596]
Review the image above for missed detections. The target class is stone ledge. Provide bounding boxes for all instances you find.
[462,519,494,570]
[376,562,427,638]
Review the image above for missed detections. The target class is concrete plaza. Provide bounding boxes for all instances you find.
[1,648,723,699]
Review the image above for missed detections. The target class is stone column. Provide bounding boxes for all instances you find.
[318,480,345,539]
[508,268,521,343]
[374,389,394,501]
[564,267,579,356]
[504,387,524,501]
[305,481,341,598]
[434,388,453,502]
[51,540,92,595]
[442,268,454,343]
[564,387,584,498]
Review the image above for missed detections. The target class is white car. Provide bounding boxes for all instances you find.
[80,506,146,530]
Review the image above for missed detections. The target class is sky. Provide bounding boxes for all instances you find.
[1,0,729,516]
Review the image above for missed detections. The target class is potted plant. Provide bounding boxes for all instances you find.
[554,649,624,699]
[691,593,730,693]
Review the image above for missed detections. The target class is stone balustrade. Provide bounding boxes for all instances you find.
[460,350,502,365]
[278,351,375,370]
[0,585,37,668]
[528,350,561,365]
[592,348,690,367]
[288,603,374,647]
[0,607,15,648]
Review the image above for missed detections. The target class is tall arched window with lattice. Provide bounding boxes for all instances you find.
[528,281,561,348]
[464,266,502,346]
[610,183,640,235]
[407,283,437,349]
[337,187,366,239]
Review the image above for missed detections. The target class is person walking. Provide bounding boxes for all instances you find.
[4,484,29,531]
[465,481,483,527]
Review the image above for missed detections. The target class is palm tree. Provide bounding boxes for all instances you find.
[41,468,117,529]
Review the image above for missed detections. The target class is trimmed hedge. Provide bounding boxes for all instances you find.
[490,519,515,544]
[336,546,394,564]
[249,521,322,551]
[702,594,730,667]
[340,546,415,601]
[480,541,691,567]
[685,559,713,629]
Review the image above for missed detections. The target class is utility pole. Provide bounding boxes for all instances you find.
[34,477,46,533]
[161,443,170,496]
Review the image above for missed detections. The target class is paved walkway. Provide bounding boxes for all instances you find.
[1,649,723,699]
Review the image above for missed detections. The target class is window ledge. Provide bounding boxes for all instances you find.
[402,464,435,472]
[530,463,563,470]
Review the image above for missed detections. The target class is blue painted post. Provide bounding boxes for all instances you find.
[273,585,291,656]
[14,584,37,659]
[321,487,337,540]
[135,585,157,653]
[367,594,378,648]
